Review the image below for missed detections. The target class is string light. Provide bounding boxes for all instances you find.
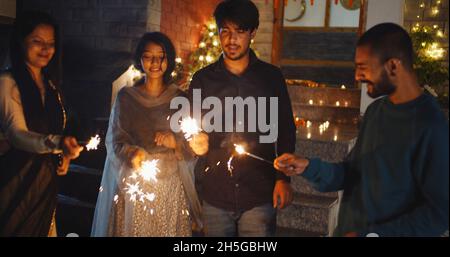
[425,43,445,59]
[431,7,439,15]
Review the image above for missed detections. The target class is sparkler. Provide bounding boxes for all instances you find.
[180,117,202,141]
[123,159,160,203]
[138,160,160,182]
[227,156,235,176]
[80,134,101,151]
[234,144,273,165]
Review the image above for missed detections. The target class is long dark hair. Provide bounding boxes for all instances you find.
[8,11,65,135]
[9,11,61,86]
[134,32,176,85]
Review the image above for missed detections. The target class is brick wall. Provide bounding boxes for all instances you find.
[160,0,274,63]
[20,0,159,126]
[160,0,221,60]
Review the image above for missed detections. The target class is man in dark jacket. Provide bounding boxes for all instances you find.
[188,0,296,237]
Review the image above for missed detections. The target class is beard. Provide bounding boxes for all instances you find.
[366,70,396,98]
[223,43,250,61]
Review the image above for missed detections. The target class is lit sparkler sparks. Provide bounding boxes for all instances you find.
[227,156,235,176]
[233,144,273,165]
[123,159,160,203]
[180,117,202,141]
[138,159,160,182]
[84,134,101,151]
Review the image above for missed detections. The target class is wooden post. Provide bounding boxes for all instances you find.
[271,0,285,66]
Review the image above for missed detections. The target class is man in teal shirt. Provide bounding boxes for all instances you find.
[274,23,449,237]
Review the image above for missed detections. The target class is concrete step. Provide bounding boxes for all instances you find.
[287,82,361,107]
[295,133,357,163]
[58,164,102,205]
[293,104,360,124]
[277,193,338,235]
[296,122,359,145]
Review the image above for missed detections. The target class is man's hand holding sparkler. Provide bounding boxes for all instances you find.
[189,132,209,156]
[274,153,310,177]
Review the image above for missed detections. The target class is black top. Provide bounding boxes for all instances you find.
[0,66,64,236]
[189,50,296,212]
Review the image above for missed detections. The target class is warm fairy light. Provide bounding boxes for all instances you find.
[345,101,349,107]
[306,120,312,128]
[309,99,314,105]
[209,23,216,30]
[433,24,439,29]
[334,135,338,141]
[436,30,444,37]
[420,3,425,8]
[425,43,445,59]
[175,57,182,63]
[341,85,346,90]
[319,100,324,105]
[213,40,219,46]
[86,135,101,151]
[209,32,214,37]
[199,42,206,48]
[206,55,213,63]
[171,71,177,77]
[180,117,202,141]
[307,133,311,139]
[336,101,341,107]
[431,7,439,15]
[199,55,205,61]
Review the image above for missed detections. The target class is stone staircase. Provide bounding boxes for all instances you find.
[276,82,360,237]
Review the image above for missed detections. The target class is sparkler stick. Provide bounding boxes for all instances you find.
[234,144,273,165]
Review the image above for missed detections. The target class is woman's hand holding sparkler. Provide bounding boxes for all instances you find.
[155,131,177,149]
[189,132,209,156]
[129,148,148,170]
[61,136,84,160]
[273,153,310,176]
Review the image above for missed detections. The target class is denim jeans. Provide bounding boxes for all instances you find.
[203,201,276,237]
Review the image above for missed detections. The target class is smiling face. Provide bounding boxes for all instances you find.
[355,45,396,98]
[140,42,168,80]
[219,21,256,61]
[24,24,56,70]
